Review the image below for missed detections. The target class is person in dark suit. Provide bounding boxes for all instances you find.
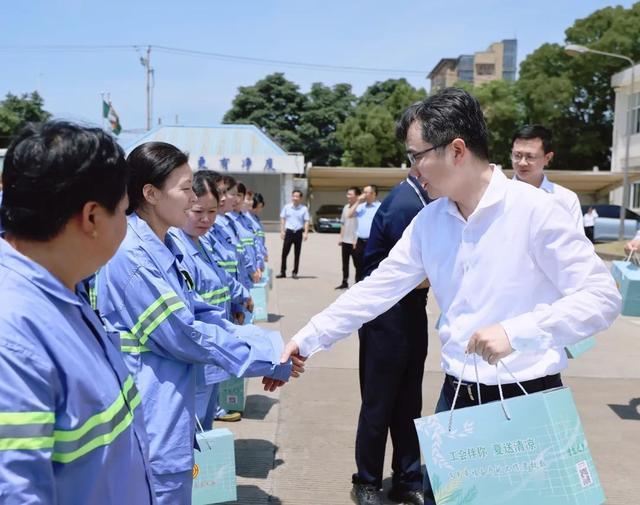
[350,174,430,505]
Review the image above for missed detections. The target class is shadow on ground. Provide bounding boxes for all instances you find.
[235,438,283,479]
[228,484,283,504]
[267,313,284,322]
[243,394,279,421]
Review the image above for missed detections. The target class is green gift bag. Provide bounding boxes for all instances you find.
[192,422,237,504]
[217,377,247,412]
[415,360,605,505]
[565,336,596,359]
[611,252,640,316]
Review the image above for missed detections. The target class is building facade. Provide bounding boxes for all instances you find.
[427,39,517,92]
[611,64,640,210]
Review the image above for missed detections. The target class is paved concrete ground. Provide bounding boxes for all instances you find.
[223,232,640,505]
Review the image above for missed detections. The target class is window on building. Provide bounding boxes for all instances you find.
[630,92,640,135]
[476,63,495,76]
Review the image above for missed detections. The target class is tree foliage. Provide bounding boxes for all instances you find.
[518,3,640,170]
[338,79,426,166]
[223,72,308,153]
[298,82,356,166]
[0,92,51,148]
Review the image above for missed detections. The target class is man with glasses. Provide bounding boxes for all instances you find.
[511,124,583,229]
[271,88,621,504]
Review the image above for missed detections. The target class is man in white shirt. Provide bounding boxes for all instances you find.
[277,190,309,279]
[511,124,583,229]
[348,185,381,282]
[336,186,361,289]
[267,88,621,504]
[583,207,599,243]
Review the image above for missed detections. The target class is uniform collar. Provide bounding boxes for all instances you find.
[171,228,201,259]
[446,164,506,220]
[0,237,82,305]
[128,213,183,272]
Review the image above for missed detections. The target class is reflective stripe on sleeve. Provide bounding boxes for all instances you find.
[0,411,55,451]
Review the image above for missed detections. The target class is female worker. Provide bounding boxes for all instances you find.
[169,170,253,425]
[0,122,155,504]
[97,142,291,504]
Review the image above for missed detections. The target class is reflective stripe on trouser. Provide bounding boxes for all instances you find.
[0,411,55,451]
[120,291,186,353]
[52,375,142,463]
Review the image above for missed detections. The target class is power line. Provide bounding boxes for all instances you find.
[0,44,427,76]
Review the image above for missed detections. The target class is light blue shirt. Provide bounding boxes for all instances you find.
[356,201,381,239]
[280,203,309,231]
[0,238,156,504]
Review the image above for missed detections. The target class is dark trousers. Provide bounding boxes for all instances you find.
[423,372,563,504]
[280,229,303,275]
[353,238,368,282]
[340,242,356,283]
[354,289,429,492]
[584,226,595,243]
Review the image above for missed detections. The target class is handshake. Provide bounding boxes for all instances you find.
[262,340,306,392]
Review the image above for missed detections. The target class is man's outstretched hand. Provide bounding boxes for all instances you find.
[262,340,307,392]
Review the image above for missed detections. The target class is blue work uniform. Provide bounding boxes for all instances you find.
[229,211,263,271]
[217,214,256,287]
[97,214,291,503]
[205,223,252,295]
[169,228,252,425]
[245,212,268,261]
[0,238,155,505]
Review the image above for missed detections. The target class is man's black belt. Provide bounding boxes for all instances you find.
[446,373,561,402]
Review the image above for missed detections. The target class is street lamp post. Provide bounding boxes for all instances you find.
[565,44,636,240]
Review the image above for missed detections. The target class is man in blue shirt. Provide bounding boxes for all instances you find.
[277,189,309,279]
[347,185,381,282]
[351,175,430,505]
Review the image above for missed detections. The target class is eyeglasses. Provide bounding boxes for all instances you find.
[406,141,450,166]
[511,153,542,164]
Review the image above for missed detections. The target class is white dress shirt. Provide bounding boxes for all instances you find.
[293,167,621,385]
[583,210,598,228]
[515,174,583,231]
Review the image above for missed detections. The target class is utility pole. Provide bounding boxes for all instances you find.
[139,46,154,131]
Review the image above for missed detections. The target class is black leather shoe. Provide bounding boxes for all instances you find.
[275,273,286,278]
[292,272,298,279]
[334,282,348,289]
[351,483,383,505]
[388,488,425,505]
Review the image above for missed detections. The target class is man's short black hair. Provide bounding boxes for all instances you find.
[292,189,303,197]
[511,124,553,153]
[396,87,489,161]
[347,186,362,196]
[1,121,128,241]
[126,142,189,214]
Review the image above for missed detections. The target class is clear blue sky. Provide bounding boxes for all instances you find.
[0,0,635,135]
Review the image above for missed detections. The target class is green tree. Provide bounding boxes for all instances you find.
[518,3,640,170]
[338,79,426,166]
[223,73,308,153]
[298,82,356,166]
[459,80,526,168]
[0,91,51,148]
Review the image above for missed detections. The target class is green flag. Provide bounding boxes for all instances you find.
[102,100,122,135]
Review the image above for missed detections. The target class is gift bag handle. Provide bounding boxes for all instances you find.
[448,352,528,432]
[195,416,213,451]
[625,249,640,265]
